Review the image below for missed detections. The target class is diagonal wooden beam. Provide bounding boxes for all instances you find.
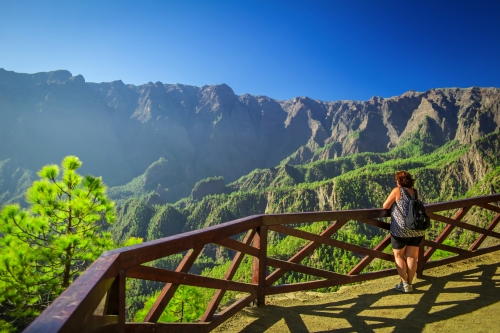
[424,207,470,261]
[127,265,256,293]
[266,268,399,295]
[430,208,500,236]
[358,218,390,230]
[201,230,256,322]
[348,234,392,276]
[469,213,500,251]
[214,236,259,257]
[202,294,256,332]
[427,211,500,239]
[424,243,500,270]
[252,226,268,306]
[267,257,345,280]
[119,322,209,333]
[479,203,500,214]
[143,247,203,322]
[269,224,394,261]
[266,220,348,285]
[424,239,469,255]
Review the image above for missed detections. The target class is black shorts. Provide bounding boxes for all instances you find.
[390,235,423,250]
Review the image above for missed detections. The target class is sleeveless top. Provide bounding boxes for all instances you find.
[390,187,426,238]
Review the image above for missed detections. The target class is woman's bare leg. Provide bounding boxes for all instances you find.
[392,247,408,282]
[405,245,419,284]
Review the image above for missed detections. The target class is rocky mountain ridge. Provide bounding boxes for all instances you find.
[1,68,499,205]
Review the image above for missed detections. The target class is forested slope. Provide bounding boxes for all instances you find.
[112,130,500,321]
[111,130,500,242]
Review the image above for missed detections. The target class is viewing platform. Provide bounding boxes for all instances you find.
[25,194,500,333]
[214,252,500,332]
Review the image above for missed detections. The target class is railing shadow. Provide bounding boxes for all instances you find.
[235,261,500,333]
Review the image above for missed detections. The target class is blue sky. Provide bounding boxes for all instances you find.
[1,0,500,101]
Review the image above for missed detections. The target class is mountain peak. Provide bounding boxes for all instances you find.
[44,70,73,84]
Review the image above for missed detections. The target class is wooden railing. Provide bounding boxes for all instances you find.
[25,194,500,333]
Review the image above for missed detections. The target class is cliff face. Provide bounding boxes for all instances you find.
[0,69,135,186]
[1,68,499,204]
[284,88,500,164]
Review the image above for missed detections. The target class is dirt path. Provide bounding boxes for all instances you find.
[214,253,500,333]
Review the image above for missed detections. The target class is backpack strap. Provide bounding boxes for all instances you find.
[401,187,417,199]
[400,187,410,198]
[393,188,405,217]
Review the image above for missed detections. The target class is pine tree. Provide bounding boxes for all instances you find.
[0,156,138,330]
[134,285,204,323]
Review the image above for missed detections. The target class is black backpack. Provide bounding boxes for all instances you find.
[395,188,430,230]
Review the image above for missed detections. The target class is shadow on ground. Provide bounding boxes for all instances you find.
[232,262,500,333]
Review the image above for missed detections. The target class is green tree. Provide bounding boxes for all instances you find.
[134,285,205,323]
[0,156,139,330]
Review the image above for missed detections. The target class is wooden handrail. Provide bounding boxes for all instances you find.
[24,194,500,333]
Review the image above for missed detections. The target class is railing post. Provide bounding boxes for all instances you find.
[118,269,126,333]
[101,275,120,315]
[252,226,267,306]
[417,235,425,278]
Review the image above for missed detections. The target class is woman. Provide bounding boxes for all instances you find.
[383,170,425,293]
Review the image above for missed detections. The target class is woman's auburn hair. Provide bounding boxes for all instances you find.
[395,170,415,188]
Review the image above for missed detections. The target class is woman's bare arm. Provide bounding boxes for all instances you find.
[383,187,399,209]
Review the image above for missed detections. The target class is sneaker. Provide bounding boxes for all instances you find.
[395,281,412,293]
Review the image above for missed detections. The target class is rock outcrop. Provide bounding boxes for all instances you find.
[190,177,225,201]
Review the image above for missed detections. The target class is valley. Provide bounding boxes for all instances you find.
[1,69,499,325]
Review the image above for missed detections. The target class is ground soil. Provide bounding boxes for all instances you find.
[213,252,500,333]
